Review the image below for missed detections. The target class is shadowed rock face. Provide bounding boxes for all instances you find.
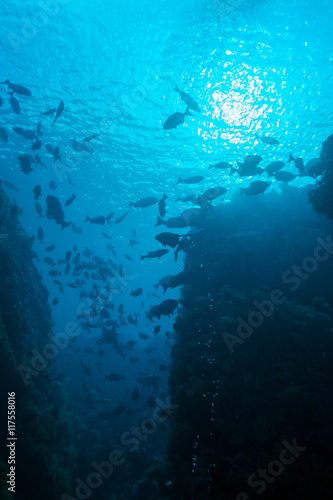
[308,133,333,219]
[0,186,77,500]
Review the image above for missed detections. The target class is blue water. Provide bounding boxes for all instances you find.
[1,0,333,498]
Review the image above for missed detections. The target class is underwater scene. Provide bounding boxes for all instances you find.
[0,0,333,499]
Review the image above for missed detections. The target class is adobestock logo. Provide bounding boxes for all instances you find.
[223,235,333,354]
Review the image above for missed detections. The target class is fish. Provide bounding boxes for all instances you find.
[84,213,114,225]
[240,180,270,196]
[0,127,8,142]
[10,95,20,115]
[236,155,262,170]
[65,250,72,261]
[124,254,134,261]
[141,249,169,260]
[155,215,189,228]
[208,161,232,170]
[163,106,192,130]
[52,101,64,126]
[255,134,280,145]
[40,108,56,116]
[160,270,199,293]
[46,244,55,252]
[35,155,45,168]
[104,372,125,382]
[131,387,140,401]
[49,180,58,191]
[46,195,71,230]
[177,175,204,184]
[263,161,285,177]
[79,360,92,377]
[32,140,42,151]
[102,232,112,239]
[13,127,35,140]
[127,315,138,327]
[288,153,305,173]
[155,232,180,248]
[52,298,59,306]
[65,193,77,207]
[49,269,61,277]
[273,171,297,182]
[83,133,99,142]
[158,192,168,218]
[1,80,31,96]
[153,325,161,335]
[146,299,179,321]
[193,186,227,206]
[129,197,158,208]
[139,333,150,341]
[136,373,161,390]
[174,86,200,112]
[115,211,129,224]
[17,154,33,175]
[35,202,43,217]
[129,238,139,247]
[130,287,143,297]
[1,180,19,191]
[44,257,54,265]
[46,144,61,162]
[33,185,42,199]
[37,226,44,243]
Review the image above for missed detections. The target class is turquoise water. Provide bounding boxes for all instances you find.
[1,1,333,498]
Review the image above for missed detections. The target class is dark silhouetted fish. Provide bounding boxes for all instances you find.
[33,185,42,199]
[255,134,280,145]
[146,299,179,321]
[10,95,20,115]
[37,226,44,243]
[35,202,43,217]
[13,127,35,140]
[163,107,192,130]
[130,287,143,297]
[105,372,125,382]
[177,175,204,184]
[129,197,158,208]
[141,249,169,260]
[84,133,99,142]
[65,193,77,207]
[155,232,180,248]
[124,254,134,261]
[79,360,92,377]
[155,215,189,228]
[158,192,167,218]
[1,80,31,96]
[288,153,305,174]
[46,195,71,230]
[194,186,227,206]
[84,213,114,225]
[2,180,19,191]
[40,108,56,116]
[49,180,58,191]
[174,86,200,112]
[263,161,285,177]
[0,127,8,142]
[32,140,42,151]
[273,171,297,182]
[46,244,55,252]
[18,154,33,175]
[240,180,270,196]
[52,101,64,126]
[115,210,129,223]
